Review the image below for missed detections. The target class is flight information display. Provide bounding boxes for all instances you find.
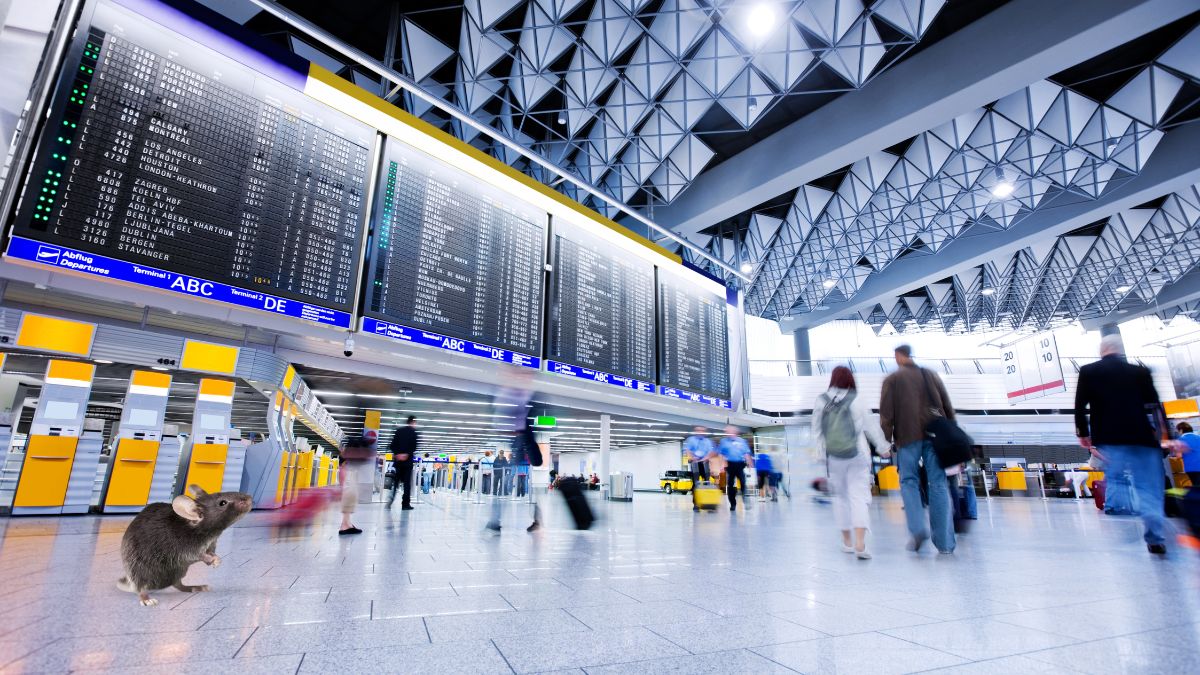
[547,227,655,387]
[658,273,731,401]
[365,138,545,357]
[6,0,374,327]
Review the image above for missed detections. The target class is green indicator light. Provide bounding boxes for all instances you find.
[71,123,77,128]
[65,140,71,145]
[53,181,59,186]
[57,136,63,141]
[54,172,61,177]
[82,84,88,89]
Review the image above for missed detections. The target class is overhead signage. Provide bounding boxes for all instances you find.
[362,316,539,368]
[1001,332,1066,402]
[659,385,733,409]
[5,0,372,328]
[7,236,351,327]
[545,360,654,393]
[657,271,731,401]
[533,415,556,427]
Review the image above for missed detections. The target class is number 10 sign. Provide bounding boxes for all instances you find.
[1001,332,1066,402]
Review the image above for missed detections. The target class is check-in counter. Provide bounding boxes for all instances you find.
[180,378,244,495]
[12,360,103,515]
[103,371,178,512]
[316,453,330,486]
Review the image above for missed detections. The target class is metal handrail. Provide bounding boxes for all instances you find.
[750,355,1167,377]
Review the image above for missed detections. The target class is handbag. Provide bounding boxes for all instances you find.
[921,368,973,468]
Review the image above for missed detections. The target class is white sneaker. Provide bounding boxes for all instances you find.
[856,549,872,560]
[841,544,855,554]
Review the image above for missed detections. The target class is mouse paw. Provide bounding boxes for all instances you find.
[139,595,158,607]
[202,552,221,567]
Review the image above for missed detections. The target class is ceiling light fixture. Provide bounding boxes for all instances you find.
[1115,284,1132,293]
[980,288,995,296]
[822,279,836,289]
[739,262,753,274]
[990,166,1014,198]
[745,3,776,38]
[556,115,566,125]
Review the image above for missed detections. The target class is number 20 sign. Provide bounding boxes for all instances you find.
[1001,332,1066,403]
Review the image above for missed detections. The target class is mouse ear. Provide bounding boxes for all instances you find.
[188,484,208,499]
[172,495,203,524]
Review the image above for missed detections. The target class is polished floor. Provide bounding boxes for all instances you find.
[0,486,1198,674]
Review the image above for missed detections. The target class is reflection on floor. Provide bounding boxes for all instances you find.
[0,489,1198,674]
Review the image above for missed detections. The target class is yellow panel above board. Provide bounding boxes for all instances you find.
[16,314,95,357]
[181,340,239,375]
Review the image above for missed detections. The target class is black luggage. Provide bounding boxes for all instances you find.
[558,477,594,530]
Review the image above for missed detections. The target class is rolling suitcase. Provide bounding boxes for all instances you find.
[694,480,722,510]
[558,477,594,530]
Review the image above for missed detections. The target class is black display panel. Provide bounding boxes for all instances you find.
[658,273,731,400]
[8,0,374,319]
[365,138,545,356]
[548,228,655,382]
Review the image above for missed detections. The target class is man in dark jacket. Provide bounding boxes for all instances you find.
[389,416,418,510]
[880,344,956,554]
[1075,334,1168,554]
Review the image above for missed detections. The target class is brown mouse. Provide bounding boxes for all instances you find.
[116,484,252,606]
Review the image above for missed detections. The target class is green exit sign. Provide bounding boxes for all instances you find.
[534,415,556,427]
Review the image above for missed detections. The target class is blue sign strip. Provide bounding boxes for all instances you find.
[659,386,733,409]
[6,236,352,328]
[362,316,539,368]
[545,360,654,393]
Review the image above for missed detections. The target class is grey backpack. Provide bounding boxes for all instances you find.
[820,392,859,459]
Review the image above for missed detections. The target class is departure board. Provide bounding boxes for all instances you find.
[547,227,655,386]
[6,0,374,327]
[365,138,545,357]
[658,273,731,401]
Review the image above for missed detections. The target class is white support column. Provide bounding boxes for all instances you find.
[599,414,611,499]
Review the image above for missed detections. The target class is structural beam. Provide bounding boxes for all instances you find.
[654,0,1199,236]
[1082,268,1200,330]
[781,121,1200,331]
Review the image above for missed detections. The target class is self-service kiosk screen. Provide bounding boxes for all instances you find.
[363,137,546,356]
[5,0,374,327]
[200,413,227,430]
[44,401,80,420]
[128,408,159,426]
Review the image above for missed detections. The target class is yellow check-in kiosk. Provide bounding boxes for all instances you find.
[12,359,103,515]
[0,354,13,477]
[242,391,291,509]
[102,370,179,512]
[316,453,331,487]
[179,378,243,495]
[294,437,316,492]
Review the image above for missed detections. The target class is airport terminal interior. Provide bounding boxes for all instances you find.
[1,0,1200,672]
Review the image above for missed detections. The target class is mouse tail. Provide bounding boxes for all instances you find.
[116,576,135,593]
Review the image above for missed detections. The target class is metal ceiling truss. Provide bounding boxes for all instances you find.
[863,182,1200,335]
[276,0,949,220]
[707,22,1200,321]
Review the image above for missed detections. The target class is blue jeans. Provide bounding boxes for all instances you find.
[1098,445,1166,546]
[897,440,955,552]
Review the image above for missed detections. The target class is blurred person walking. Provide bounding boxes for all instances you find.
[388,416,418,510]
[814,366,889,559]
[880,345,956,554]
[486,368,541,533]
[1176,422,1200,485]
[755,450,775,502]
[718,426,752,511]
[1075,335,1171,555]
[683,426,715,512]
[338,429,377,535]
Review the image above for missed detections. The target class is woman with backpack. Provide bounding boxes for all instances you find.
[812,366,889,559]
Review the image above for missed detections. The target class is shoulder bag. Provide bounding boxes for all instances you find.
[921,368,973,468]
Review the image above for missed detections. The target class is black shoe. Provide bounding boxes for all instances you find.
[693,507,700,512]
[339,527,362,536]
[1148,543,1167,555]
[401,505,414,511]
[526,521,540,532]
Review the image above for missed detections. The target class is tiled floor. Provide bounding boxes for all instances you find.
[1,488,1197,674]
